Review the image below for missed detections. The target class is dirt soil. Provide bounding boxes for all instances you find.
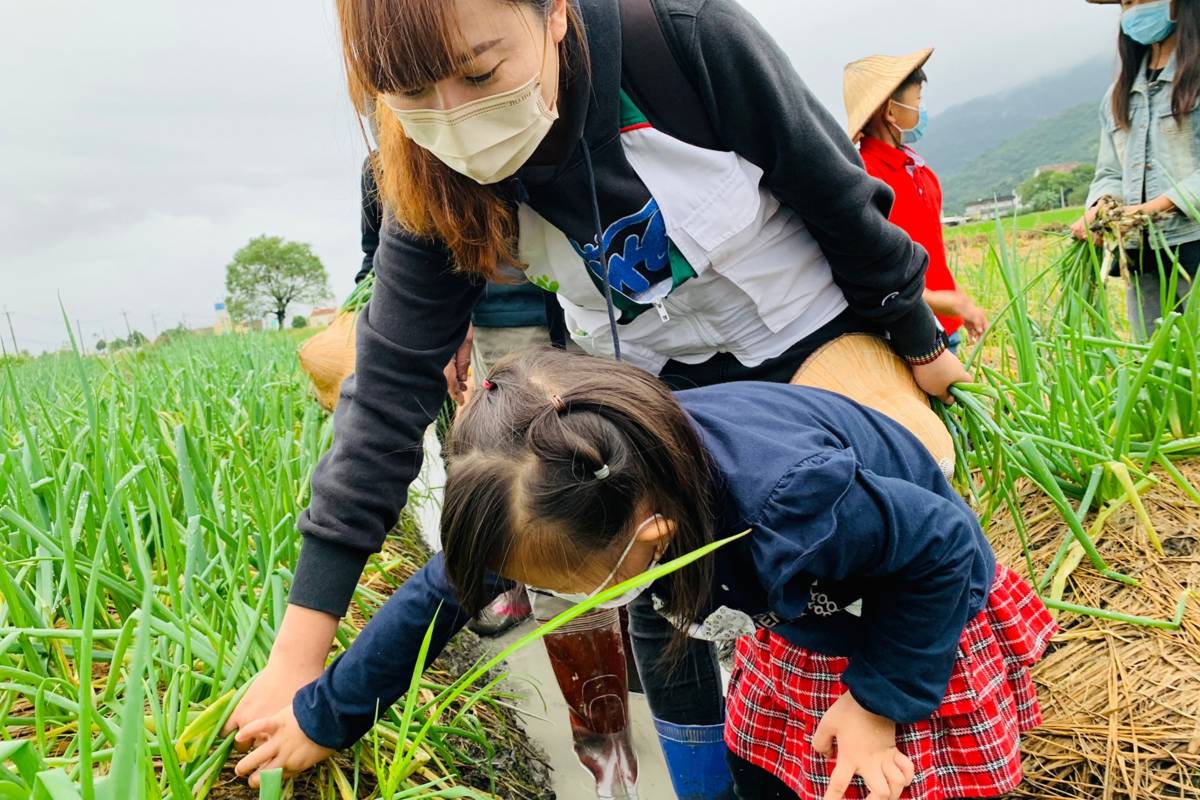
[984,462,1200,799]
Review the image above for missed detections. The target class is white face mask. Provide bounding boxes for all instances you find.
[383,73,558,185]
[544,515,665,609]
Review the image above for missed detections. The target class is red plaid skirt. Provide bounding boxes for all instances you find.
[725,564,1056,800]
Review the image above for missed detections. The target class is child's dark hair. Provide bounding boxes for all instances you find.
[893,67,928,98]
[440,348,716,650]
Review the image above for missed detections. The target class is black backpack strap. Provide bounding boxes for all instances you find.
[618,0,721,150]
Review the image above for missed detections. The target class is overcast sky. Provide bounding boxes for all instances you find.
[1,1,1119,354]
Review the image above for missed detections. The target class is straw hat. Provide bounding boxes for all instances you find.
[791,334,955,476]
[843,48,934,141]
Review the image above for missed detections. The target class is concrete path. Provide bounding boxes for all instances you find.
[490,620,674,800]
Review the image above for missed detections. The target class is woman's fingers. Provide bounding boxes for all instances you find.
[442,359,463,404]
[234,739,279,781]
[234,716,276,749]
[247,757,281,791]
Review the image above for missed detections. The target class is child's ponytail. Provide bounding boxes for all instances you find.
[523,394,642,555]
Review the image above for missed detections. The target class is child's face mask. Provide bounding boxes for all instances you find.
[543,514,665,609]
[890,100,928,145]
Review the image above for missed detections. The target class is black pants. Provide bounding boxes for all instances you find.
[657,308,882,391]
[728,754,985,799]
[728,753,798,798]
[628,308,879,730]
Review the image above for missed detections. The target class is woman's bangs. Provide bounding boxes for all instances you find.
[340,0,468,95]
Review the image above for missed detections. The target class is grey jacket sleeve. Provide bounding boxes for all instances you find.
[661,0,942,358]
[291,221,482,616]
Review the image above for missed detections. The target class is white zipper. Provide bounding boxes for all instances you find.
[653,299,671,322]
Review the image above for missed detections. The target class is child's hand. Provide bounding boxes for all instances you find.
[233,705,334,789]
[813,692,915,800]
[958,299,988,339]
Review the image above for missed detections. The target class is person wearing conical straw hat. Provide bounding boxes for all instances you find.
[845,49,988,356]
[1073,0,1200,340]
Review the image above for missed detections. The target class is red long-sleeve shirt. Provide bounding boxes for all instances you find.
[859,137,962,335]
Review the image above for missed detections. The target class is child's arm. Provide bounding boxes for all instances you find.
[295,551,509,747]
[923,290,988,337]
[234,553,508,785]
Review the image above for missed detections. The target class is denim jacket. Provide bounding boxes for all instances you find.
[1088,53,1200,246]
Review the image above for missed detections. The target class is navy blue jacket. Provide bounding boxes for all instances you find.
[293,384,995,748]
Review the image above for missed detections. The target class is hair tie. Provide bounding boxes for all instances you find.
[482,379,496,391]
[593,464,611,480]
[550,394,567,414]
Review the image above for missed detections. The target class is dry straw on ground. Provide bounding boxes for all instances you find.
[988,463,1200,799]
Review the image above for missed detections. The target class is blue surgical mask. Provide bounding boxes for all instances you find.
[891,100,929,145]
[1122,0,1177,45]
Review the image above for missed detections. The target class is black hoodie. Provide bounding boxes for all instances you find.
[292,0,940,616]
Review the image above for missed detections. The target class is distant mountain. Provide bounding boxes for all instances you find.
[921,55,1114,178]
[939,101,1102,214]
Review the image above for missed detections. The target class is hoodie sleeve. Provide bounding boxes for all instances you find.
[658,0,942,359]
[291,222,482,617]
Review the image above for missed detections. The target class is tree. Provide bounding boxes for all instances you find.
[225,236,331,330]
[95,340,106,352]
[128,330,147,348]
[291,315,309,329]
[158,323,190,344]
[110,337,127,350]
[1018,165,1096,213]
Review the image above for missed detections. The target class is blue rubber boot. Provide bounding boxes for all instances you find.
[652,718,735,800]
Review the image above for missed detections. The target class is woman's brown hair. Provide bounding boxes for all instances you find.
[337,0,585,280]
[439,349,716,654]
[1113,0,1200,129]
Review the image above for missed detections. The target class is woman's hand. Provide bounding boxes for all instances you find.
[234,705,335,789]
[1071,201,1108,243]
[223,605,338,739]
[911,349,970,405]
[1123,195,1177,217]
[813,692,915,800]
[223,659,326,741]
[443,324,475,404]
